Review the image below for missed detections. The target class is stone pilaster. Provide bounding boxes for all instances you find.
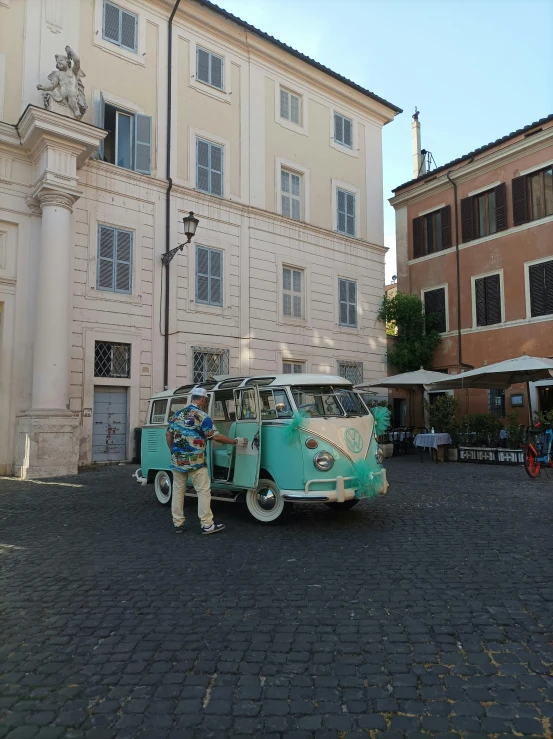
[14,107,106,479]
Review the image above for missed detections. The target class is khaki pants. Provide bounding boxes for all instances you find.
[171,466,214,528]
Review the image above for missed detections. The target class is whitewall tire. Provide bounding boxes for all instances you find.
[154,470,172,506]
[245,479,292,525]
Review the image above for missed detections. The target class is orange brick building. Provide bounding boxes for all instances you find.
[390,113,553,425]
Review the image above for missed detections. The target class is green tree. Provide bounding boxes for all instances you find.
[377,291,441,373]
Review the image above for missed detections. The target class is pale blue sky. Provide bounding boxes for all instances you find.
[215,0,553,281]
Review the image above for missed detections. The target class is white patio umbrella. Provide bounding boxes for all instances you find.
[368,367,451,425]
[424,355,553,423]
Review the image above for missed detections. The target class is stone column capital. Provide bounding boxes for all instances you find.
[38,191,76,213]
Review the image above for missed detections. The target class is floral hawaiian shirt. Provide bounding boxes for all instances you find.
[168,404,218,472]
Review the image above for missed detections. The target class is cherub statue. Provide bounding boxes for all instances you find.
[37,46,87,120]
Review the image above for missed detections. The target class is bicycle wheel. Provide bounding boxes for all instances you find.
[524,447,541,478]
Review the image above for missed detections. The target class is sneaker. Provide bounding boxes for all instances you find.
[201,522,226,535]
[174,525,185,534]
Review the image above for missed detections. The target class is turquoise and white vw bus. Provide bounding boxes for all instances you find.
[135,374,389,524]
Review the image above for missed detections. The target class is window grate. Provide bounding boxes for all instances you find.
[94,341,131,378]
[488,388,505,417]
[338,361,363,386]
[193,347,229,383]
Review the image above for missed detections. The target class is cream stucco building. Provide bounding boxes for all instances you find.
[0,0,401,477]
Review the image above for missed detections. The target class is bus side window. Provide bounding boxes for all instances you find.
[150,399,168,424]
[274,389,292,417]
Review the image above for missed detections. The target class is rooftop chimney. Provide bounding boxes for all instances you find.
[412,108,426,179]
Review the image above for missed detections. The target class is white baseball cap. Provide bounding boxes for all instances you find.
[191,386,208,397]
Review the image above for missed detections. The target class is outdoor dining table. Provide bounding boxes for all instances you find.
[414,433,452,462]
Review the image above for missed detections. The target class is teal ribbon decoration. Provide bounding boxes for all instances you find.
[352,458,386,500]
[283,410,310,444]
[371,406,391,436]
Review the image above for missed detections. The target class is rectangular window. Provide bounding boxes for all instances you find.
[337,189,355,236]
[281,169,301,220]
[529,259,553,318]
[334,113,353,148]
[283,361,304,374]
[103,1,138,52]
[280,88,301,125]
[475,274,502,326]
[424,288,447,333]
[196,47,224,90]
[283,266,303,319]
[192,347,229,383]
[94,341,131,378]
[150,399,168,424]
[474,190,497,238]
[101,102,152,174]
[196,138,223,196]
[338,361,363,385]
[196,245,223,306]
[97,225,133,294]
[528,167,553,221]
[339,278,357,328]
[488,389,505,417]
[413,206,451,258]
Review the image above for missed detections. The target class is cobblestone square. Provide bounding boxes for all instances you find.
[1,457,552,738]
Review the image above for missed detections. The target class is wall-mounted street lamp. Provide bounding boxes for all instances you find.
[161,211,200,266]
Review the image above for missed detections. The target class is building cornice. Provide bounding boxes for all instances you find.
[389,125,553,209]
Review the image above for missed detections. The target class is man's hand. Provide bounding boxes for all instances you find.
[235,437,248,447]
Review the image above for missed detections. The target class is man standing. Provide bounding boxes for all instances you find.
[166,387,240,535]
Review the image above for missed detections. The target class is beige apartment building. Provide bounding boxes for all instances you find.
[0,0,400,477]
[390,112,553,425]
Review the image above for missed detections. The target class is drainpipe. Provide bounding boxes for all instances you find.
[163,0,181,390]
[446,169,474,371]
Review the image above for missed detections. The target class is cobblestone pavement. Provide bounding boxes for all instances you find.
[1,457,553,739]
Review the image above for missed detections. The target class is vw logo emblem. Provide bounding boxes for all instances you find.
[345,427,363,453]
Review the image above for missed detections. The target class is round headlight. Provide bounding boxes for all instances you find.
[313,450,334,471]
[375,445,384,465]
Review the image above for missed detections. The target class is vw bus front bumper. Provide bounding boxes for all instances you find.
[281,470,389,503]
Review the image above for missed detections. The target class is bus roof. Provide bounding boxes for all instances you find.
[149,374,353,399]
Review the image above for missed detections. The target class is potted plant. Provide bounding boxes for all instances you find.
[424,394,461,462]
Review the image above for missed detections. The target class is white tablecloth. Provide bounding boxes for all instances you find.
[414,433,452,450]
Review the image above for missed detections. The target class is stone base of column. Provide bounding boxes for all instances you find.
[14,410,79,479]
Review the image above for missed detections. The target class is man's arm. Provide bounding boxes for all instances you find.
[166,430,174,450]
[212,433,239,446]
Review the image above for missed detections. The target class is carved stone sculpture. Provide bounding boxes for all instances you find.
[37,46,87,120]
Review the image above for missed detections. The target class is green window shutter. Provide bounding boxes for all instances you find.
[121,9,137,51]
[134,114,152,174]
[103,2,120,43]
[209,249,223,306]
[98,226,115,290]
[494,183,507,231]
[461,197,474,242]
[210,143,223,196]
[115,229,132,293]
[197,48,210,84]
[196,138,210,193]
[512,175,528,225]
[196,245,210,303]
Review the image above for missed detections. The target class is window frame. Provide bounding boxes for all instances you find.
[280,168,302,221]
[525,256,553,319]
[338,277,358,328]
[195,244,223,308]
[336,188,356,237]
[96,224,133,295]
[332,180,360,238]
[282,265,304,321]
[94,340,132,378]
[195,137,224,197]
[333,112,353,149]
[102,0,138,52]
[99,97,152,175]
[283,361,305,374]
[527,166,553,222]
[488,389,506,417]
[473,188,498,238]
[337,360,363,386]
[192,346,230,384]
[196,46,225,91]
[471,270,504,328]
[422,285,449,334]
[275,83,309,136]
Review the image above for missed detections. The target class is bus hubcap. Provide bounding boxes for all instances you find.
[257,487,277,510]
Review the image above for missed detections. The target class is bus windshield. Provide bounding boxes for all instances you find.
[291,386,368,417]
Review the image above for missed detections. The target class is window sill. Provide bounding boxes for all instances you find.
[334,324,360,335]
[277,118,308,137]
[330,139,359,158]
[190,77,231,104]
[279,316,309,328]
[93,37,145,66]
[87,287,142,305]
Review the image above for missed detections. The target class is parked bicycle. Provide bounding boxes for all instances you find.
[524,423,553,478]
